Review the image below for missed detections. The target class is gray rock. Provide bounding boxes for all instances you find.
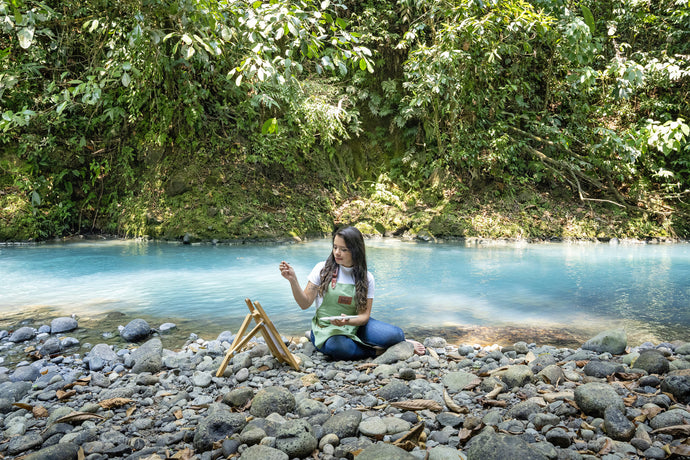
[240,427,267,446]
[239,444,289,460]
[89,343,118,362]
[9,326,35,343]
[296,398,328,418]
[0,380,32,401]
[250,386,296,418]
[50,317,78,334]
[649,408,690,429]
[545,427,571,447]
[223,387,254,408]
[274,419,317,458]
[425,337,448,348]
[192,371,213,387]
[436,412,464,428]
[536,364,564,384]
[20,442,80,460]
[130,338,163,373]
[193,403,247,452]
[120,318,151,342]
[359,416,387,437]
[322,409,362,438]
[355,442,417,460]
[529,354,557,373]
[7,432,43,456]
[377,379,411,401]
[643,446,668,459]
[676,342,690,355]
[467,428,549,460]
[159,322,176,332]
[660,373,690,403]
[428,445,466,460]
[582,329,627,355]
[533,413,561,430]
[501,365,534,389]
[635,349,670,374]
[603,406,635,441]
[39,337,62,356]
[574,382,625,418]
[10,365,40,382]
[505,400,542,420]
[374,340,414,364]
[583,360,625,378]
[442,371,479,393]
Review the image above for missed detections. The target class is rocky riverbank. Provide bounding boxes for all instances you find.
[1,318,689,460]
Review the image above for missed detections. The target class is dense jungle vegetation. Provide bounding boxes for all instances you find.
[1,0,689,241]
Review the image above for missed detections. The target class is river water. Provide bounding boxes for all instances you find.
[1,238,688,348]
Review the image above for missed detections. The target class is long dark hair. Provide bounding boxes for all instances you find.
[317,226,369,312]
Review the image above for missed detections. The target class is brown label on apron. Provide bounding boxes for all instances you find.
[337,295,353,305]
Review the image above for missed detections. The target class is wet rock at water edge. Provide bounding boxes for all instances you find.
[581,328,627,355]
[8,326,36,343]
[49,316,78,334]
[119,318,152,342]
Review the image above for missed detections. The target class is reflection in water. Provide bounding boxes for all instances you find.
[0,239,689,348]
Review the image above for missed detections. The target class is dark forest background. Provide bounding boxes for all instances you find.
[1,0,688,241]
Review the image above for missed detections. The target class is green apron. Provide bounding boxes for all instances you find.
[311,280,367,349]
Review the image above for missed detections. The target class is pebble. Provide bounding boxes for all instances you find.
[1,321,690,459]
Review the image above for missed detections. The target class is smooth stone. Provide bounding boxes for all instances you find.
[467,428,549,460]
[377,379,411,401]
[582,329,627,355]
[20,442,80,460]
[574,382,625,418]
[50,317,78,334]
[9,326,36,343]
[274,419,317,458]
[442,371,479,393]
[249,386,295,418]
[322,409,362,439]
[635,349,670,374]
[359,416,387,437]
[239,444,289,460]
[354,442,417,460]
[120,318,152,342]
[603,406,635,441]
[500,365,534,389]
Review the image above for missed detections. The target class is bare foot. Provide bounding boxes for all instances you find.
[407,339,426,356]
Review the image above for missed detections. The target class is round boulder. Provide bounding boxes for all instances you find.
[249,386,296,418]
[635,349,670,375]
[660,373,690,404]
[193,403,247,452]
[8,326,36,343]
[582,329,627,355]
[120,319,152,342]
[574,382,625,418]
[50,317,78,334]
[274,419,318,458]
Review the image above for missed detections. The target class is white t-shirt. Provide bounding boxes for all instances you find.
[307,261,375,309]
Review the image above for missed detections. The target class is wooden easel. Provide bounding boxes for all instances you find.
[216,298,300,376]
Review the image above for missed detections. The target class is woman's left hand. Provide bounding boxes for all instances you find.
[330,315,353,326]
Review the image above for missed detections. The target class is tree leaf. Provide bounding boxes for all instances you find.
[17,26,35,49]
[56,411,106,424]
[580,6,595,35]
[390,399,443,412]
[98,398,134,409]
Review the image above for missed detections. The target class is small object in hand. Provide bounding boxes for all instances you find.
[321,315,358,321]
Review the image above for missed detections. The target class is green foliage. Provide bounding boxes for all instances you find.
[0,0,688,240]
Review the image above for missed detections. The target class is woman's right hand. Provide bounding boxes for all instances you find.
[279,261,295,281]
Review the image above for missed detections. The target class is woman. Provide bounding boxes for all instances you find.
[279,226,425,360]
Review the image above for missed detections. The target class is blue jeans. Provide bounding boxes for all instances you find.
[311,317,406,360]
